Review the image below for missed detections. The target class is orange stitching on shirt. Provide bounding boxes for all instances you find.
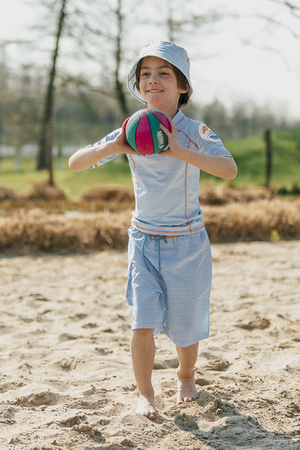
[176,114,185,127]
[177,129,199,150]
[131,221,205,235]
[184,150,192,233]
[130,155,138,216]
[130,121,202,236]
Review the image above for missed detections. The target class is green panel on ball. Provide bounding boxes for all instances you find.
[147,113,168,154]
[126,116,141,153]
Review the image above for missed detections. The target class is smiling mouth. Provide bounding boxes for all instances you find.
[148,89,162,93]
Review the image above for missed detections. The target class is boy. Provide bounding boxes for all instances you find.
[69,41,237,420]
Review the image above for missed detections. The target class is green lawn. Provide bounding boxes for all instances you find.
[1,127,299,199]
[0,156,133,199]
[223,128,300,189]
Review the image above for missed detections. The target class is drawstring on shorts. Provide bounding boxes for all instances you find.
[141,234,167,272]
[141,234,168,311]
[140,232,178,312]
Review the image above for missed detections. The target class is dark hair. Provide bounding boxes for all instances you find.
[134,58,191,108]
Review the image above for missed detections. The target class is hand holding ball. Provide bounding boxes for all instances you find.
[123,108,171,155]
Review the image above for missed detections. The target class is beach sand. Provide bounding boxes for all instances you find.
[0,241,299,449]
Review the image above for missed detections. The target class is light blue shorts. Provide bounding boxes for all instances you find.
[126,226,212,347]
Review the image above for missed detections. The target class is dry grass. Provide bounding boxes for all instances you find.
[0,182,299,252]
[203,198,300,242]
[21,180,66,201]
[81,185,134,203]
[199,185,274,205]
[0,186,17,202]
[0,209,130,252]
[0,183,135,214]
[0,183,274,211]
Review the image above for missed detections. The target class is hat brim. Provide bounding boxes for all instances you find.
[127,47,193,104]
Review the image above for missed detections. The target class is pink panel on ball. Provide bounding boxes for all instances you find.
[135,112,154,155]
[152,110,171,131]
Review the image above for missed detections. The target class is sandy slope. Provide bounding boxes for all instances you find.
[0,241,299,449]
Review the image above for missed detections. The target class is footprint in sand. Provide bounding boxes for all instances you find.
[95,347,113,355]
[56,413,85,427]
[236,318,271,330]
[73,423,104,442]
[82,322,98,328]
[29,293,50,302]
[56,357,78,371]
[0,406,16,424]
[205,359,231,372]
[197,391,237,419]
[58,333,80,342]
[175,413,199,430]
[195,377,211,386]
[153,358,179,370]
[13,391,56,407]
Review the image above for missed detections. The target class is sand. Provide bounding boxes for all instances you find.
[0,241,299,449]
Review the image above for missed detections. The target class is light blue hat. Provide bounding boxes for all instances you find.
[127,41,193,104]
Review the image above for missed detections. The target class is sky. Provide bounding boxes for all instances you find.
[1,0,300,121]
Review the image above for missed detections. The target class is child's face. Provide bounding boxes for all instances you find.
[138,56,188,117]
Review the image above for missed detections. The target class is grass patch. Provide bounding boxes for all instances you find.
[223,127,300,189]
[1,127,299,197]
[0,156,133,199]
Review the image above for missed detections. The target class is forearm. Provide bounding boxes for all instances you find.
[160,120,238,180]
[69,141,118,172]
[172,147,238,180]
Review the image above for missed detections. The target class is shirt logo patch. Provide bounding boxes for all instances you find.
[198,124,221,142]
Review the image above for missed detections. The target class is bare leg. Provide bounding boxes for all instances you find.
[130,328,157,420]
[176,342,199,404]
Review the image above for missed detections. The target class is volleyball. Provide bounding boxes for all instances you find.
[124,108,171,155]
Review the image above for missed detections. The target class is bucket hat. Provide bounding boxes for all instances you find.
[127,41,193,104]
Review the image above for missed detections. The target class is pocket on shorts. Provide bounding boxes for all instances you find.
[126,262,133,306]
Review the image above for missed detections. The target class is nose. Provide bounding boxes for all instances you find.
[148,73,159,84]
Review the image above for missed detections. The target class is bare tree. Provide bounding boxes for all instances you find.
[164,4,226,42]
[144,0,230,48]
[46,0,143,122]
[113,0,130,119]
[37,0,68,186]
[108,0,228,118]
[0,46,41,168]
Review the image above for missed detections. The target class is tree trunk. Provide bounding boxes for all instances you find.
[114,0,129,161]
[264,128,272,189]
[14,145,22,171]
[115,0,129,121]
[37,0,67,186]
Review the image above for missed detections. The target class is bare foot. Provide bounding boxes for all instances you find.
[135,395,157,420]
[177,376,198,404]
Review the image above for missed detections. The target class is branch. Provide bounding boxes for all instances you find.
[240,39,292,70]
[267,0,300,18]
[58,73,118,100]
[0,39,33,46]
[284,0,300,11]
[256,13,300,38]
